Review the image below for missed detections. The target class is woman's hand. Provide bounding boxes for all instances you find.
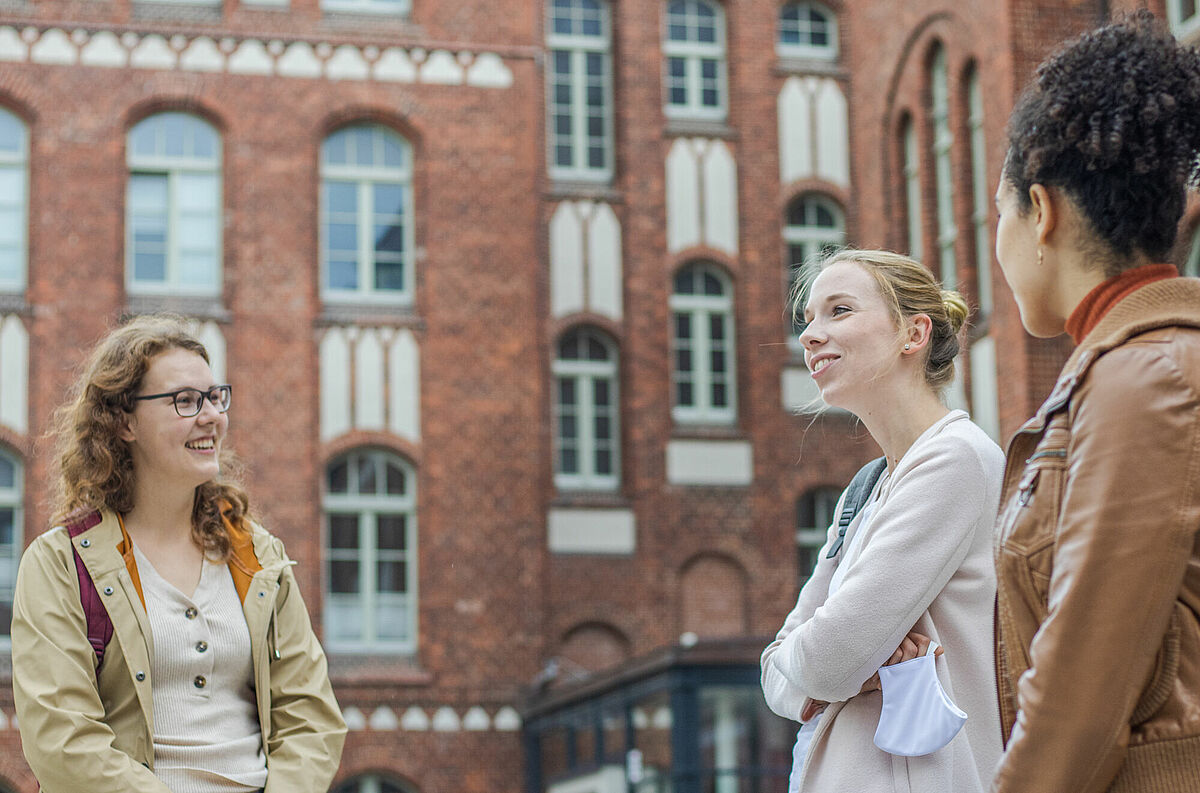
[860,631,945,694]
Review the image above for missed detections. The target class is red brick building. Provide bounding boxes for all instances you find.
[0,1,1192,792]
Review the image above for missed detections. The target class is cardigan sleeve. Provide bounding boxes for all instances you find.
[764,430,997,704]
[11,532,173,793]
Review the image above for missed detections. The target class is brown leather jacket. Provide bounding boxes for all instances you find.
[994,278,1200,793]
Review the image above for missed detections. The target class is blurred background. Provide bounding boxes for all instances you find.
[0,0,1197,791]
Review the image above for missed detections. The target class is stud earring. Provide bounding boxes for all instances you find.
[1037,247,1044,267]
[904,344,911,351]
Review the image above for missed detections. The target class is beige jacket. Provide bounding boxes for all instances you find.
[11,509,346,793]
[993,278,1200,793]
[763,411,1004,793]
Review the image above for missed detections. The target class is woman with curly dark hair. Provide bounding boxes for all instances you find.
[993,11,1200,792]
[11,314,345,793]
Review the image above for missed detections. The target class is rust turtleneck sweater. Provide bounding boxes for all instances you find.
[1064,263,1179,344]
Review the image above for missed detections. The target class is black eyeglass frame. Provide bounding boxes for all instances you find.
[132,384,233,418]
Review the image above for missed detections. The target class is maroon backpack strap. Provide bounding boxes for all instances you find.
[66,511,113,672]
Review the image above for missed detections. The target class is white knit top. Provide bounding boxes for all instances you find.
[134,545,269,793]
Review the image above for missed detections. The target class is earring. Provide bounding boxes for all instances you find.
[1037,247,1044,267]
[903,344,911,351]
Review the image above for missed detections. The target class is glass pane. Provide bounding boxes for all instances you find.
[559,413,577,439]
[632,690,673,790]
[376,560,407,593]
[374,184,405,216]
[0,507,12,545]
[712,382,727,407]
[0,454,13,488]
[351,126,376,167]
[595,448,612,475]
[324,181,357,213]
[322,130,348,166]
[374,259,405,291]
[375,601,408,641]
[177,173,219,210]
[133,253,166,283]
[677,380,693,406]
[0,111,23,153]
[675,313,692,339]
[330,560,360,594]
[327,223,357,252]
[374,224,405,254]
[382,134,406,169]
[674,268,694,294]
[328,513,358,548]
[709,314,726,342]
[703,272,723,295]
[162,114,187,158]
[593,379,610,406]
[558,334,581,360]
[357,455,377,494]
[560,447,578,473]
[559,377,576,404]
[327,258,358,290]
[377,514,407,551]
[385,462,406,495]
[130,174,168,210]
[587,336,608,360]
[325,599,362,641]
[178,252,217,288]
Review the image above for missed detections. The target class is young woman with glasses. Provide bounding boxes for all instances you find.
[11,314,345,793]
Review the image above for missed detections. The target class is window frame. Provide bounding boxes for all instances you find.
[0,448,23,648]
[662,0,729,121]
[965,67,992,315]
[320,124,415,307]
[323,449,418,655]
[901,115,923,262]
[776,1,838,60]
[670,262,737,425]
[553,326,621,492]
[547,0,615,183]
[1168,0,1200,39]
[784,194,845,347]
[321,0,410,14]
[0,107,28,293]
[930,46,957,289]
[125,113,223,296]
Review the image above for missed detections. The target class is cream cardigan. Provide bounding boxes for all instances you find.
[762,411,1004,793]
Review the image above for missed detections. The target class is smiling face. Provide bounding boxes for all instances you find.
[122,347,228,494]
[799,260,905,412]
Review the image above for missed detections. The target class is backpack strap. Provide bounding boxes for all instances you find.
[825,456,888,559]
[66,511,113,672]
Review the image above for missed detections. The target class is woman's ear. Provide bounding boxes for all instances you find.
[904,314,934,353]
[118,413,136,444]
[1028,183,1058,245]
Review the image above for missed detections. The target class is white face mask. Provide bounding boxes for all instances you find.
[872,641,967,756]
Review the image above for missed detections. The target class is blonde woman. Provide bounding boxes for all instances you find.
[12,314,345,793]
[762,250,1003,792]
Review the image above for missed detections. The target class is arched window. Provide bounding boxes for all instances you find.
[547,0,614,181]
[331,776,415,793]
[901,114,923,261]
[0,448,22,643]
[670,262,736,424]
[930,46,957,288]
[796,485,839,588]
[127,113,222,294]
[324,449,417,653]
[784,195,844,340]
[321,124,414,304]
[0,108,27,292]
[965,66,991,315]
[777,1,837,60]
[553,327,620,491]
[663,0,727,120]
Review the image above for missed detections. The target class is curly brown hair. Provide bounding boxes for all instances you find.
[50,314,248,559]
[1004,10,1200,270]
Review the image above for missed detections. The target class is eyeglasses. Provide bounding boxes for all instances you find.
[133,385,232,418]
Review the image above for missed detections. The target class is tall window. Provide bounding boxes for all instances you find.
[777,2,837,59]
[663,0,727,120]
[784,195,845,340]
[321,0,409,13]
[547,0,614,181]
[321,124,414,305]
[324,450,417,653]
[796,486,838,588]
[0,108,26,292]
[1185,225,1200,278]
[0,449,22,643]
[554,327,620,491]
[127,113,222,294]
[930,46,957,288]
[902,116,922,261]
[966,67,992,315]
[671,262,736,424]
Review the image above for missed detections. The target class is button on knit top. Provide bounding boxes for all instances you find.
[134,544,269,793]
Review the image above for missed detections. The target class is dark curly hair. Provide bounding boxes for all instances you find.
[1004,10,1200,270]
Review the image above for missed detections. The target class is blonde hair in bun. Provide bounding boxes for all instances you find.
[794,249,969,393]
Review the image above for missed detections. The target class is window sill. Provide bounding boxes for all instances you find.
[126,294,230,322]
[663,118,737,140]
[545,180,622,203]
[669,423,744,441]
[774,55,844,77]
[0,292,28,314]
[132,1,222,22]
[550,490,629,509]
[327,652,432,686]
[317,303,423,329]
